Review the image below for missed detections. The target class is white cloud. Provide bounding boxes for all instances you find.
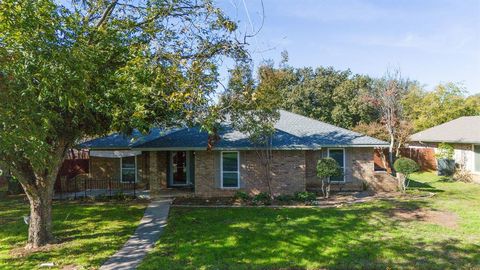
[352,25,478,55]
[272,0,404,22]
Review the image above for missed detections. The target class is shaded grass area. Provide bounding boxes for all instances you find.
[140,172,480,270]
[0,196,147,269]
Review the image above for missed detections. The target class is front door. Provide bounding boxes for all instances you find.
[170,151,190,186]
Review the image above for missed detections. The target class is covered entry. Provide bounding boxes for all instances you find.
[169,151,195,187]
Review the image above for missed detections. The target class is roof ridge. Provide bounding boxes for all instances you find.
[132,127,187,147]
[279,109,370,138]
[412,115,480,136]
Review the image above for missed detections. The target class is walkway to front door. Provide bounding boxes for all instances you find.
[99,199,172,270]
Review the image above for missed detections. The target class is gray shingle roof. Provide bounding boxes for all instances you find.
[410,116,480,144]
[80,110,388,150]
[79,128,175,149]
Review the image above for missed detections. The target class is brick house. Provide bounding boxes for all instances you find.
[410,116,480,182]
[80,110,394,197]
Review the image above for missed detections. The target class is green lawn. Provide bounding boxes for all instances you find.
[0,197,147,269]
[139,172,480,270]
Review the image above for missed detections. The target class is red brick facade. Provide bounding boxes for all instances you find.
[86,148,395,197]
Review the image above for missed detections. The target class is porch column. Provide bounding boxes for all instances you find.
[158,152,168,189]
[149,152,160,198]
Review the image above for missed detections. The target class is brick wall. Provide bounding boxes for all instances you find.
[88,149,400,196]
[305,147,397,192]
[148,151,168,198]
[243,150,306,196]
[194,150,307,197]
[89,153,148,186]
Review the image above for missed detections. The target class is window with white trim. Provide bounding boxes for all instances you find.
[328,148,345,182]
[221,151,239,188]
[121,156,137,183]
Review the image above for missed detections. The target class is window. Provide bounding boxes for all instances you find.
[328,148,345,182]
[221,151,240,188]
[121,156,137,183]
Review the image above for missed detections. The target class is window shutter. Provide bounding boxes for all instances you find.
[239,152,245,188]
[214,151,221,188]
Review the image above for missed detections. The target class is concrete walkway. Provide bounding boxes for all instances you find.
[100,199,172,270]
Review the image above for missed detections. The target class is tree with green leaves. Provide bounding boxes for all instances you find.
[393,157,419,192]
[316,157,342,198]
[403,82,480,131]
[222,61,287,197]
[279,65,377,129]
[0,0,247,248]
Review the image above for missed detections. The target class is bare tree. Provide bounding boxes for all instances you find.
[370,70,410,168]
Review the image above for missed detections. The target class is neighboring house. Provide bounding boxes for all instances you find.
[410,116,480,182]
[80,110,394,197]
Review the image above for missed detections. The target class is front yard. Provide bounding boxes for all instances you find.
[139,172,480,270]
[0,197,147,269]
[1,172,479,269]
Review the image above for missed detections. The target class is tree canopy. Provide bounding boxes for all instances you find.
[0,0,248,248]
[279,66,377,129]
[403,82,480,131]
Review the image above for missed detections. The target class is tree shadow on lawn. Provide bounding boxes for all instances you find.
[1,201,146,269]
[408,179,444,193]
[140,200,480,270]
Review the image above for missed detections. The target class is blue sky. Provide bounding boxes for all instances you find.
[217,0,480,95]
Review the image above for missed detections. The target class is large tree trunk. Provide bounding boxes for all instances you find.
[25,186,54,248]
[12,144,67,249]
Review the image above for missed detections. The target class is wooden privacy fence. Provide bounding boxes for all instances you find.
[374,147,437,172]
[54,159,89,192]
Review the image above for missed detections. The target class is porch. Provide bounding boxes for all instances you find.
[53,178,194,200]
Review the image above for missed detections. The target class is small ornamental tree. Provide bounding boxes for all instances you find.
[393,157,419,192]
[435,143,454,160]
[223,62,288,198]
[316,157,342,198]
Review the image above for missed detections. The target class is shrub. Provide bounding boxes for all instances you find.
[252,192,271,205]
[435,143,454,160]
[294,191,316,202]
[316,158,342,178]
[275,194,294,202]
[316,157,342,198]
[394,157,420,176]
[234,191,251,201]
[393,157,419,192]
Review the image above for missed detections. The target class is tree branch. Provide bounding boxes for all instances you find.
[96,0,119,28]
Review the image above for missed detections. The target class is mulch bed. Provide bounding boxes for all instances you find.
[172,191,382,207]
[171,190,436,208]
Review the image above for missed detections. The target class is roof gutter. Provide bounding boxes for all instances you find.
[133,144,389,151]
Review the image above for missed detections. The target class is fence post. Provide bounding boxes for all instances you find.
[133,180,136,198]
[84,177,87,198]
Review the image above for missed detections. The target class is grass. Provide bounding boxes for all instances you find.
[139,172,480,270]
[0,196,147,269]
